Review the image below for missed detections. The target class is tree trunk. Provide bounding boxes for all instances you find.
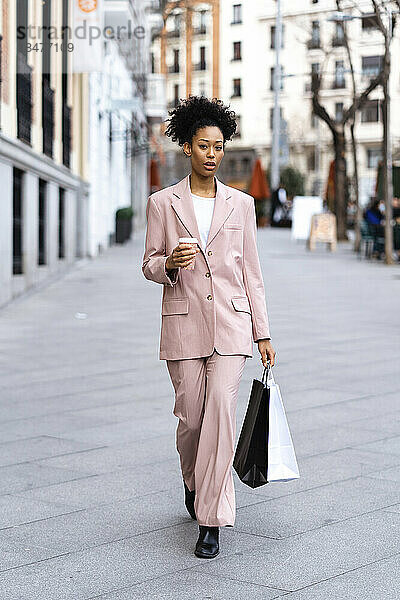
[334,129,348,241]
[382,67,394,264]
[350,122,361,252]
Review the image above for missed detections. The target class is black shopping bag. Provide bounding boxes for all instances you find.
[233,364,270,488]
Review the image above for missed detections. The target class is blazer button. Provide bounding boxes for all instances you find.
[207,250,213,256]
[207,294,213,300]
[205,272,210,278]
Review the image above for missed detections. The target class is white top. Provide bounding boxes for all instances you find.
[191,193,216,250]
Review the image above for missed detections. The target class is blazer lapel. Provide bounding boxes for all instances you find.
[170,174,233,250]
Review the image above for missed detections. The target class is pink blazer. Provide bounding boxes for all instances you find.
[142,174,271,360]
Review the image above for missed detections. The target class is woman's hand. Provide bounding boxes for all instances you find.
[257,339,276,368]
[166,243,200,270]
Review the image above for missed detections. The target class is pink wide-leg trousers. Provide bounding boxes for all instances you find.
[166,349,247,527]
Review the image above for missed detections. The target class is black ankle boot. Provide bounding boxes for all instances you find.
[183,481,196,520]
[194,525,220,558]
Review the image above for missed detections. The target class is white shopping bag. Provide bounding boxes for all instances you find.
[267,367,300,482]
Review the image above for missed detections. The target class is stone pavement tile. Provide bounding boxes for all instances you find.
[3,488,269,561]
[15,460,186,509]
[280,554,400,599]
[91,571,284,600]
[235,447,400,500]
[0,436,106,468]
[274,387,366,412]
[0,463,93,495]
[35,434,176,475]
[192,510,400,591]
[0,412,117,444]
[337,411,400,435]
[366,466,400,483]
[0,523,269,600]
[0,385,171,422]
[234,476,400,538]
[0,536,58,572]
[288,422,391,459]
[56,415,174,446]
[355,435,400,456]
[283,403,368,435]
[0,493,76,530]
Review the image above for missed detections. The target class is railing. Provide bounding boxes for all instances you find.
[193,26,207,35]
[168,64,180,73]
[307,38,321,50]
[42,77,55,158]
[62,103,72,169]
[167,99,179,109]
[332,79,346,89]
[193,62,207,71]
[166,29,180,38]
[332,35,345,47]
[17,52,33,145]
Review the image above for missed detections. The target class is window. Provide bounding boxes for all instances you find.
[367,148,382,169]
[13,168,24,275]
[38,179,47,266]
[362,55,383,77]
[58,188,65,260]
[200,46,206,70]
[333,22,345,46]
[307,148,316,172]
[173,48,179,72]
[232,4,242,25]
[308,21,320,48]
[233,41,241,61]
[362,14,379,30]
[270,25,284,49]
[270,66,284,91]
[335,102,344,121]
[199,80,206,96]
[151,52,155,74]
[361,99,380,123]
[232,78,241,97]
[270,106,283,130]
[234,115,241,137]
[311,112,318,128]
[174,83,179,107]
[242,157,250,172]
[333,60,345,88]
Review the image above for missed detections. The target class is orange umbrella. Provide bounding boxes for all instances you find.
[248,159,270,200]
[150,158,161,192]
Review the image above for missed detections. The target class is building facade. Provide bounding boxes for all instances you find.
[0,0,88,309]
[151,0,400,205]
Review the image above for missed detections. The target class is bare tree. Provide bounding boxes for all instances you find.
[311,2,385,241]
[372,0,397,264]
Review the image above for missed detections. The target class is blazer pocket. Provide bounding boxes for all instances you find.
[231,296,251,314]
[224,223,242,230]
[162,297,189,316]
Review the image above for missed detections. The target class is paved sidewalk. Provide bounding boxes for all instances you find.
[0,227,399,599]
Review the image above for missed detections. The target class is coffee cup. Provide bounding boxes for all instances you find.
[178,237,199,270]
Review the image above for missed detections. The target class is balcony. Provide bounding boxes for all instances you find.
[62,103,72,169]
[307,38,321,50]
[168,64,180,73]
[17,53,32,145]
[193,26,207,36]
[332,35,345,47]
[193,62,207,71]
[42,77,55,158]
[166,28,180,38]
[332,79,346,89]
[168,99,179,110]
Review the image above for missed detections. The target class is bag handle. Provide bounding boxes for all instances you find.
[261,360,272,385]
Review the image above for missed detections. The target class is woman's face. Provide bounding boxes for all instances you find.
[183,126,224,178]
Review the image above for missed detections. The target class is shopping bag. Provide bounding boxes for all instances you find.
[233,363,300,488]
[233,365,270,488]
[266,366,300,482]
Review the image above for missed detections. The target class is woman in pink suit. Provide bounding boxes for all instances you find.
[142,96,276,559]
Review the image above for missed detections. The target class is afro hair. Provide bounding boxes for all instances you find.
[164,96,237,146]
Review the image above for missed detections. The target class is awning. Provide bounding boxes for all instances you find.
[248,159,270,200]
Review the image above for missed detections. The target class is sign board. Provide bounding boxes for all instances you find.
[291,196,323,240]
[308,213,337,251]
[72,0,104,73]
